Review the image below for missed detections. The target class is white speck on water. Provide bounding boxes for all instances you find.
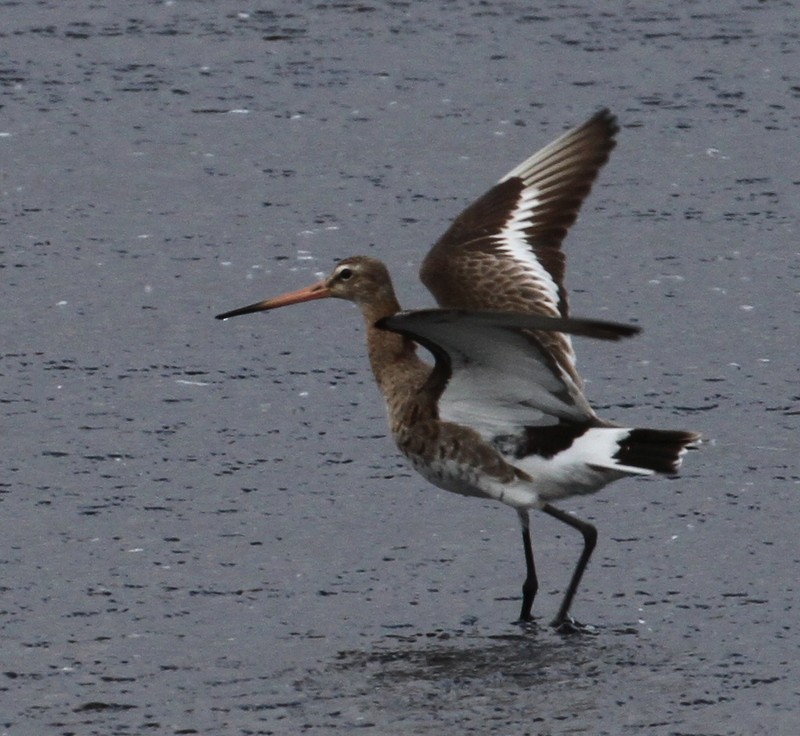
[176,379,209,386]
[137,233,151,239]
[298,391,309,397]
[144,285,153,293]
[0,132,12,138]
[650,274,684,285]
[128,548,144,553]
[221,261,232,267]
[740,304,754,311]
[57,300,68,307]
[229,109,250,114]
[297,250,314,261]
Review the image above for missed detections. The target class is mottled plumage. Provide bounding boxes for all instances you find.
[216,110,699,631]
[421,109,618,385]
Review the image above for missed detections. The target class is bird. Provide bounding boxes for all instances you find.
[216,109,700,632]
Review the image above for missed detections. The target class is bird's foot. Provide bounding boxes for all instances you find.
[514,613,539,630]
[551,616,599,636]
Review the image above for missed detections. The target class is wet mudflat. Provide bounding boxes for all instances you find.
[1,1,798,733]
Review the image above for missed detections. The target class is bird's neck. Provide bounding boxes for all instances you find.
[358,292,430,404]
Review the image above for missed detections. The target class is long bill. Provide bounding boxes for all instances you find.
[215,279,330,320]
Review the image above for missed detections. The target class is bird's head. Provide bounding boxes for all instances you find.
[215,255,398,321]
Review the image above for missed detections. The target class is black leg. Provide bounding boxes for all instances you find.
[542,503,597,631]
[517,509,538,622]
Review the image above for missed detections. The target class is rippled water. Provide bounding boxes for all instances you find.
[2,1,798,733]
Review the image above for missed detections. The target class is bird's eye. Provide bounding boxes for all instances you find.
[338,267,353,281]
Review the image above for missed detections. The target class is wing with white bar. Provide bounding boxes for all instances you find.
[419,109,618,386]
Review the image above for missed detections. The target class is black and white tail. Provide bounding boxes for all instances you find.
[546,425,701,477]
[509,424,701,503]
[611,428,701,475]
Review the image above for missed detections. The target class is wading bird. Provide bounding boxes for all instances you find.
[216,109,699,632]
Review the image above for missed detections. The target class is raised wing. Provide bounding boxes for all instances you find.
[376,309,639,441]
[419,109,618,385]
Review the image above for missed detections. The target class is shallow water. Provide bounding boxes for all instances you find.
[2,1,798,733]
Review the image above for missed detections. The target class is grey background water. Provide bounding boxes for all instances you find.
[2,1,797,734]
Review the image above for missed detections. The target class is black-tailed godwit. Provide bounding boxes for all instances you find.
[216,109,699,632]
